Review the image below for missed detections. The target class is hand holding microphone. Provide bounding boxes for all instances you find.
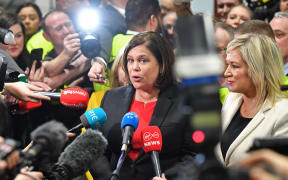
[141,126,163,177]
[23,120,67,162]
[34,88,89,109]
[4,82,50,103]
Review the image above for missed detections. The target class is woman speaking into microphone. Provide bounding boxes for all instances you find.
[95,32,194,180]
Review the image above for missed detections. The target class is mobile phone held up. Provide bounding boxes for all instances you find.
[30,48,43,69]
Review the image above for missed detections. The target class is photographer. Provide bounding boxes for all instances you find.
[42,10,90,89]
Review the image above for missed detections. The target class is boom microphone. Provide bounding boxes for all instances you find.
[68,107,107,134]
[120,112,139,152]
[141,126,163,177]
[51,129,107,180]
[34,88,89,109]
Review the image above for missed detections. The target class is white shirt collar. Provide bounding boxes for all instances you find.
[126,30,139,35]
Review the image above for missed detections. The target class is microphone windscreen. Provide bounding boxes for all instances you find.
[121,112,139,131]
[60,88,89,109]
[30,120,68,156]
[141,126,162,153]
[57,129,107,177]
[81,108,107,129]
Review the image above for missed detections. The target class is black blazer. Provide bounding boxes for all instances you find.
[99,85,194,180]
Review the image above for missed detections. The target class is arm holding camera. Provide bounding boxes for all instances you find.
[43,33,80,77]
[43,54,90,89]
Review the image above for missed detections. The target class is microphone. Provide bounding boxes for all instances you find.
[141,126,162,177]
[34,88,89,109]
[120,112,139,152]
[9,100,42,113]
[51,129,107,180]
[68,107,107,134]
[24,120,68,161]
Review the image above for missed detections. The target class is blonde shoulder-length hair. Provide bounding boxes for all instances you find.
[227,33,288,105]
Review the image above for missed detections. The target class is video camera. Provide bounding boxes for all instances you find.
[175,14,223,158]
[172,14,250,180]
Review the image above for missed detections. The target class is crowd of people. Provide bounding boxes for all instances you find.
[1,0,288,180]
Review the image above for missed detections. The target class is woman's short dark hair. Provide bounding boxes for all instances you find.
[16,2,42,21]
[123,32,175,89]
[0,13,25,35]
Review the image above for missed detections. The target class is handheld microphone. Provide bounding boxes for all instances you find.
[24,120,68,161]
[141,126,162,177]
[10,100,42,113]
[111,112,139,180]
[120,112,139,152]
[50,129,107,180]
[68,107,107,134]
[34,88,89,109]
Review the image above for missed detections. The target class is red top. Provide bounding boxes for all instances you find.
[128,98,157,161]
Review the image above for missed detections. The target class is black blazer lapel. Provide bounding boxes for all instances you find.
[122,85,135,114]
[149,87,174,127]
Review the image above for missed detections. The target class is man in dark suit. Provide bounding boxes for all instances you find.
[87,0,128,84]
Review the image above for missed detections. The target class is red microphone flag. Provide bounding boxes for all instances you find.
[141,126,162,153]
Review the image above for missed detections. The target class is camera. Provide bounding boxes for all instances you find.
[0,27,14,45]
[0,139,19,160]
[248,136,288,156]
[76,7,101,59]
[172,14,251,180]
